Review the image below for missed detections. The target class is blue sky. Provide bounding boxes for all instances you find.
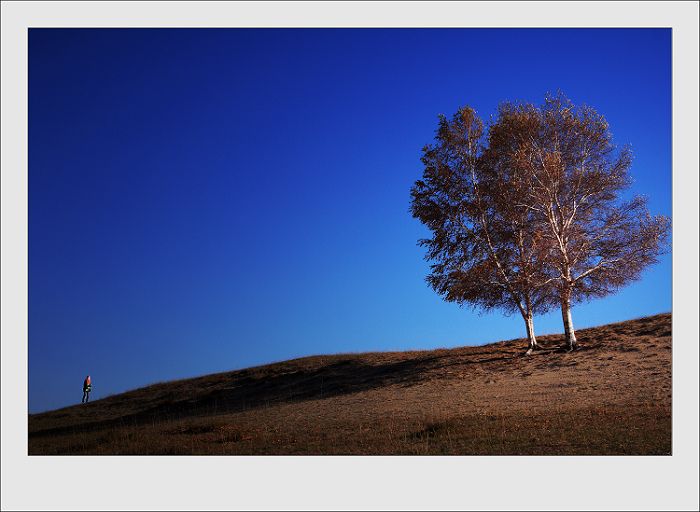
[3,2,699,511]
[25,27,674,414]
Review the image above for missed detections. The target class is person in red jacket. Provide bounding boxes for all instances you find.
[82,376,91,403]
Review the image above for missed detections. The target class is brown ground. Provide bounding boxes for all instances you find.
[229,312,672,432]
[28,312,672,454]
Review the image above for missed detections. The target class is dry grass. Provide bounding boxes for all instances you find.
[28,312,672,455]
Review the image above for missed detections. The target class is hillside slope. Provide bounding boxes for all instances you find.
[29,312,671,444]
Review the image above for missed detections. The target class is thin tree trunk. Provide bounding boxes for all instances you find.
[524,311,538,355]
[560,290,578,350]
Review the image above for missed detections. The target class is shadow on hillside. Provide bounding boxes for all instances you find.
[29,351,521,438]
[190,354,501,413]
[29,312,671,440]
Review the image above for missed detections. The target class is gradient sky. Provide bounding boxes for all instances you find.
[24,27,675,414]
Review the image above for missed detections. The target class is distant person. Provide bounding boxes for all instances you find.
[82,376,91,403]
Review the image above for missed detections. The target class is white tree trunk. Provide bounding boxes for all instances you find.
[524,312,538,355]
[560,291,578,350]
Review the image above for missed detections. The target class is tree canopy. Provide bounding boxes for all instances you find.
[411,92,670,351]
[410,105,554,352]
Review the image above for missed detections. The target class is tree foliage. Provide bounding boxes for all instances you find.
[487,92,671,349]
[411,92,670,351]
[410,106,553,351]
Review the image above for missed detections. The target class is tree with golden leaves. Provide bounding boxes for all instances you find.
[486,92,670,350]
[411,92,670,352]
[410,106,555,354]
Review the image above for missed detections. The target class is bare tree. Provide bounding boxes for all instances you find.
[410,106,555,353]
[485,92,671,350]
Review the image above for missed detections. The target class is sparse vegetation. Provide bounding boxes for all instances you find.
[29,312,672,455]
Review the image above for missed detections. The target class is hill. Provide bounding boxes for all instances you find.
[28,312,672,455]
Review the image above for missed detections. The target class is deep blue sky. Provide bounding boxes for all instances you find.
[25,27,674,414]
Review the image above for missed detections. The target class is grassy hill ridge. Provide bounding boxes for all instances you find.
[28,312,672,455]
